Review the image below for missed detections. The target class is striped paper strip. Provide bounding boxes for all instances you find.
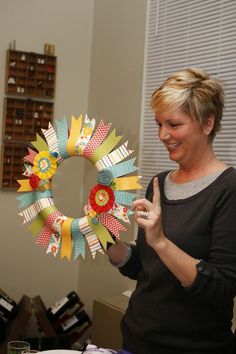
[79,217,103,257]
[42,122,61,162]
[19,198,54,224]
[83,119,111,159]
[95,141,133,170]
[24,148,37,164]
[98,213,126,238]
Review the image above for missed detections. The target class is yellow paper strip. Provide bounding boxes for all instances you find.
[113,176,142,190]
[90,129,122,164]
[88,217,115,250]
[66,115,83,156]
[31,133,49,152]
[61,218,73,260]
[17,180,51,193]
[17,180,33,192]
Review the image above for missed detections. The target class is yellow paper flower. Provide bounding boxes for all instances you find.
[33,151,57,180]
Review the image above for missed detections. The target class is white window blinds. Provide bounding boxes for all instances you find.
[139,0,236,194]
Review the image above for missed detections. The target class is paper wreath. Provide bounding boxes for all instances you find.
[17,115,142,260]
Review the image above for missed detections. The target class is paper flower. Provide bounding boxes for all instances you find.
[33,151,57,180]
[89,184,115,213]
[97,169,114,186]
[29,174,41,190]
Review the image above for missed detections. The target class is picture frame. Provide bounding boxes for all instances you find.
[44,43,55,56]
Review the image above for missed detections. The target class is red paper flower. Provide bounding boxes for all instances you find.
[89,184,115,214]
[29,174,41,190]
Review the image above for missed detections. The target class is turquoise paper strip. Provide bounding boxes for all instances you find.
[106,158,137,177]
[114,191,136,206]
[71,218,85,260]
[17,190,52,209]
[56,118,70,159]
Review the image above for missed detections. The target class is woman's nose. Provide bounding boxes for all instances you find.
[158,127,171,141]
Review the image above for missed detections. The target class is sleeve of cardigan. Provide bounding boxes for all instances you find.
[185,180,236,307]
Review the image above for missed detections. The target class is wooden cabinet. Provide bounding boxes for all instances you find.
[3,98,54,142]
[6,50,56,98]
[1,49,56,190]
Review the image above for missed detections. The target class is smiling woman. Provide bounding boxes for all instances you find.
[106,68,236,354]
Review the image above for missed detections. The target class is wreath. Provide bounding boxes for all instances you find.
[17,115,142,260]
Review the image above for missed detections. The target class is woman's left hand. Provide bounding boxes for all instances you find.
[132,177,165,248]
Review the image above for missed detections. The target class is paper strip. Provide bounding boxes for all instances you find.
[108,203,134,223]
[17,180,51,193]
[61,218,73,260]
[105,158,138,178]
[79,217,103,257]
[28,216,44,236]
[87,217,115,250]
[75,115,96,155]
[23,164,33,177]
[83,119,111,159]
[95,141,133,171]
[24,148,38,164]
[98,213,126,239]
[90,129,122,164]
[56,118,70,159]
[114,191,137,206]
[17,190,52,208]
[19,198,55,224]
[31,134,49,152]
[66,115,83,156]
[46,233,61,257]
[113,176,142,190]
[42,122,61,161]
[36,211,63,246]
[71,218,86,260]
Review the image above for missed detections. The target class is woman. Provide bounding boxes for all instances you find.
[107,68,236,354]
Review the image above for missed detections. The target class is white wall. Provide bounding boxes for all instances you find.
[80,0,147,315]
[0,0,94,306]
[0,0,147,320]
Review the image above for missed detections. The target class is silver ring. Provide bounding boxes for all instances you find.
[138,210,149,219]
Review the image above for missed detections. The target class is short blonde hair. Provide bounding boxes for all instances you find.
[151,67,224,140]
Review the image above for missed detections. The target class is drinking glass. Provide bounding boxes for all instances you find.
[7,341,30,354]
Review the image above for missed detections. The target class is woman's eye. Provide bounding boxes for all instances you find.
[170,123,180,127]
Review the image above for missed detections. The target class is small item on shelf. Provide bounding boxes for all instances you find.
[57,309,90,334]
[46,291,81,322]
[8,77,16,84]
[0,288,17,321]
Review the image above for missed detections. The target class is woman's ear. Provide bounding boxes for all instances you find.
[203,114,215,135]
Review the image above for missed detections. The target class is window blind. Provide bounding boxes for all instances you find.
[139,0,236,194]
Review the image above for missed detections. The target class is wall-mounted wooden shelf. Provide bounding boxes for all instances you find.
[3,97,53,142]
[1,48,56,190]
[6,50,56,99]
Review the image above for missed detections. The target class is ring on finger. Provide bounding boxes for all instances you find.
[137,210,149,219]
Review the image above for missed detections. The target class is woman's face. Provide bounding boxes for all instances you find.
[155,110,211,167]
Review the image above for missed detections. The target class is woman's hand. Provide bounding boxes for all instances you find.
[132,177,166,248]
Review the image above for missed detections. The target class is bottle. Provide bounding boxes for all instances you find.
[0,289,17,320]
[57,310,90,334]
[47,291,80,322]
